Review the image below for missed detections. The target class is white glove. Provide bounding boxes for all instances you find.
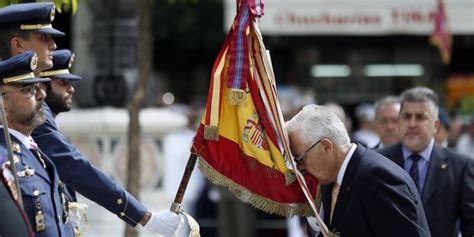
[144,210,181,236]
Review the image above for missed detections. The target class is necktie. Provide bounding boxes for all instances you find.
[330,183,340,224]
[409,154,421,192]
[30,140,46,169]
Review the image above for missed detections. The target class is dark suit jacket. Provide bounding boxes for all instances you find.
[31,103,147,226]
[378,143,474,237]
[315,145,430,237]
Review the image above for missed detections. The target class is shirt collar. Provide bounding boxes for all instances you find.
[402,138,434,162]
[337,143,357,185]
[0,125,34,148]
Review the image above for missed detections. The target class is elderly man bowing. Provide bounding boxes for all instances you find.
[286,105,430,237]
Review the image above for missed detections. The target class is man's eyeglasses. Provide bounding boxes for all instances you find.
[294,139,321,166]
[1,83,41,97]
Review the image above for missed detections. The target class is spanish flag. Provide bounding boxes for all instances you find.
[430,0,452,65]
[191,0,319,217]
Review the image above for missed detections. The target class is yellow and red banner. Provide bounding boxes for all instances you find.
[191,0,320,217]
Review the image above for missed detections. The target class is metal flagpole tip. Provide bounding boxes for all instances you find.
[170,202,182,213]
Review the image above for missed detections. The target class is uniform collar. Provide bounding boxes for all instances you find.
[0,125,34,148]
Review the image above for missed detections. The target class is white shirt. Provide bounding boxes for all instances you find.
[307,143,357,235]
[337,143,357,185]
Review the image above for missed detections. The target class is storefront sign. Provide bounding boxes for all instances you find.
[224,0,474,35]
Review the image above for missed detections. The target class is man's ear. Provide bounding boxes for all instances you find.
[320,138,332,154]
[434,119,440,133]
[10,37,26,55]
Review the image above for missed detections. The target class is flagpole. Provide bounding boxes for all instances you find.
[170,153,198,213]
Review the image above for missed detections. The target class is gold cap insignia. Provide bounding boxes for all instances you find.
[30,54,38,71]
[49,6,55,22]
[68,53,75,69]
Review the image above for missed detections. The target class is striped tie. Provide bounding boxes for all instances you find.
[409,154,421,192]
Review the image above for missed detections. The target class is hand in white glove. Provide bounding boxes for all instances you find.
[144,210,181,236]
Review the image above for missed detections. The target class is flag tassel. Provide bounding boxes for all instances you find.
[228,89,247,106]
[203,125,219,141]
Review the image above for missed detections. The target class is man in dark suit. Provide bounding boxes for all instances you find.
[377,87,474,237]
[286,104,430,237]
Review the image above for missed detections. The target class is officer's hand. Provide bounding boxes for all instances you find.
[144,210,181,236]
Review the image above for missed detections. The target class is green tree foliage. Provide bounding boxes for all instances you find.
[0,0,78,14]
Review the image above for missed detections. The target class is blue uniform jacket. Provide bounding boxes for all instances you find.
[31,103,147,226]
[0,128,74,237]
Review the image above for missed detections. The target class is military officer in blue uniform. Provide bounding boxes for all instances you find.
[0,3,181,235]
[0,51,75,236]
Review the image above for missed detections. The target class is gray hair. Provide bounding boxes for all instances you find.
[400,87,439,118]
[286,104,350,147]
[374,96,400,114]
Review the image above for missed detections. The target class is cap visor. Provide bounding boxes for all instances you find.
[36,28,65,37]
[11,77,51,84]
[52,74,82,81]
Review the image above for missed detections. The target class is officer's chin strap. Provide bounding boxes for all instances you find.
[171,202,200,237]
[68,202,88,237]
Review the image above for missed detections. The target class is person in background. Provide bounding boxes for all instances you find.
[373,96,400,149]
[352,103,380,148]
[434,107,451,147]
[456,119,474,159]
[377,87,474,237]
[162,104,206,237]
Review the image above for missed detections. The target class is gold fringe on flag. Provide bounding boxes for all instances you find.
[228,89,247,106]
[203,125,219,141]
[198,157,313,217]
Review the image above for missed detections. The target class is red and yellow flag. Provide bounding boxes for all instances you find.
[430,0,452,65]
[191,0,320,217]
